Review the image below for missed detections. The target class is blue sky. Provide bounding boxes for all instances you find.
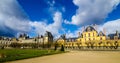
[0,0,120,38]
[18,0,77,21]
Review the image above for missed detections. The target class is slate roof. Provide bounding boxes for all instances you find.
[44,31,53,38]
[84,26,96,32]
[98,31,105,36]
[66,37,77,42]
[108,33,120,39]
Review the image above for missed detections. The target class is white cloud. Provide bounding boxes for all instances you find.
[47,0,56,14]
[64,20,72,24]
[0,0,63,37]
[66,19,120,38]
[29,0,64,37]
[65,30,78,38]
[1,0,120,38]
[0,0,31,36]
[101,19,120,35]
[91,19,120,35]
[47,0,55,7]
[65,27,83,38]
[65,0,120,25]
[30,11,63,37]
[47,0,66,14]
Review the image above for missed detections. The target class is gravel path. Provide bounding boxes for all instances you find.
[6,51,120,63]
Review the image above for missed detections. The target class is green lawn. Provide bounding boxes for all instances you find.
[0,49,64,62]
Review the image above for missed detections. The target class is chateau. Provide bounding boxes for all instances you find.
[0,31,53,48]
[0,25,120,49]
[18,31,53,44]
[57,25,120,49]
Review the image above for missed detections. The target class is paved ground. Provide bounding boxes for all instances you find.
[7,51,120,63]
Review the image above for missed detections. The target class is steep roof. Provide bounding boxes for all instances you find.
[108,34,120,39]
[66,37,77,42]
[44,31,53,38]
[84,26,96,32]
[98,31,105,36]
[108,31,120,39]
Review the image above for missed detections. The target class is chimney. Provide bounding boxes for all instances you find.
[116,30,119,36]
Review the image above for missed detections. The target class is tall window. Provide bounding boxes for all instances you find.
[93,33,94,36]
[89,38,91,41]
[100,37,102,40]
[88,33,90,37]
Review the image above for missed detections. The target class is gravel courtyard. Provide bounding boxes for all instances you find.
[7,51,120,63]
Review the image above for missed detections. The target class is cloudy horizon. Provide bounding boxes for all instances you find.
[0,0,120,38]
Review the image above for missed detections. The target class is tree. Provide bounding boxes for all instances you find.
[30,43,38,48]
[10,43,21,48]
[77,43,81,49]
[60,45,65,51]
[98,42,102,48]
[85,42,90,48]
[0,44,4,49]
[90,42,94,49]
[114,41,118,49]
[54,43,58,51]
[109,42,113,49]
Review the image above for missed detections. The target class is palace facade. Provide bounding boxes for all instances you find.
[0,31,53,48]
[18,31,53,44]
[57,25,120,49]
[0,25,120,49]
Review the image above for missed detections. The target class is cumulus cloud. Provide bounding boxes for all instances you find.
[0,0,31,37]
[64,0,120,25]
[0,0,63,37]
[29,0,64,38]
[1,0,120,38]
[100,19,120,35]
[30,11,63,38]
[65,30,79,38]
[66,19,120,38]
[47,0,65,14]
